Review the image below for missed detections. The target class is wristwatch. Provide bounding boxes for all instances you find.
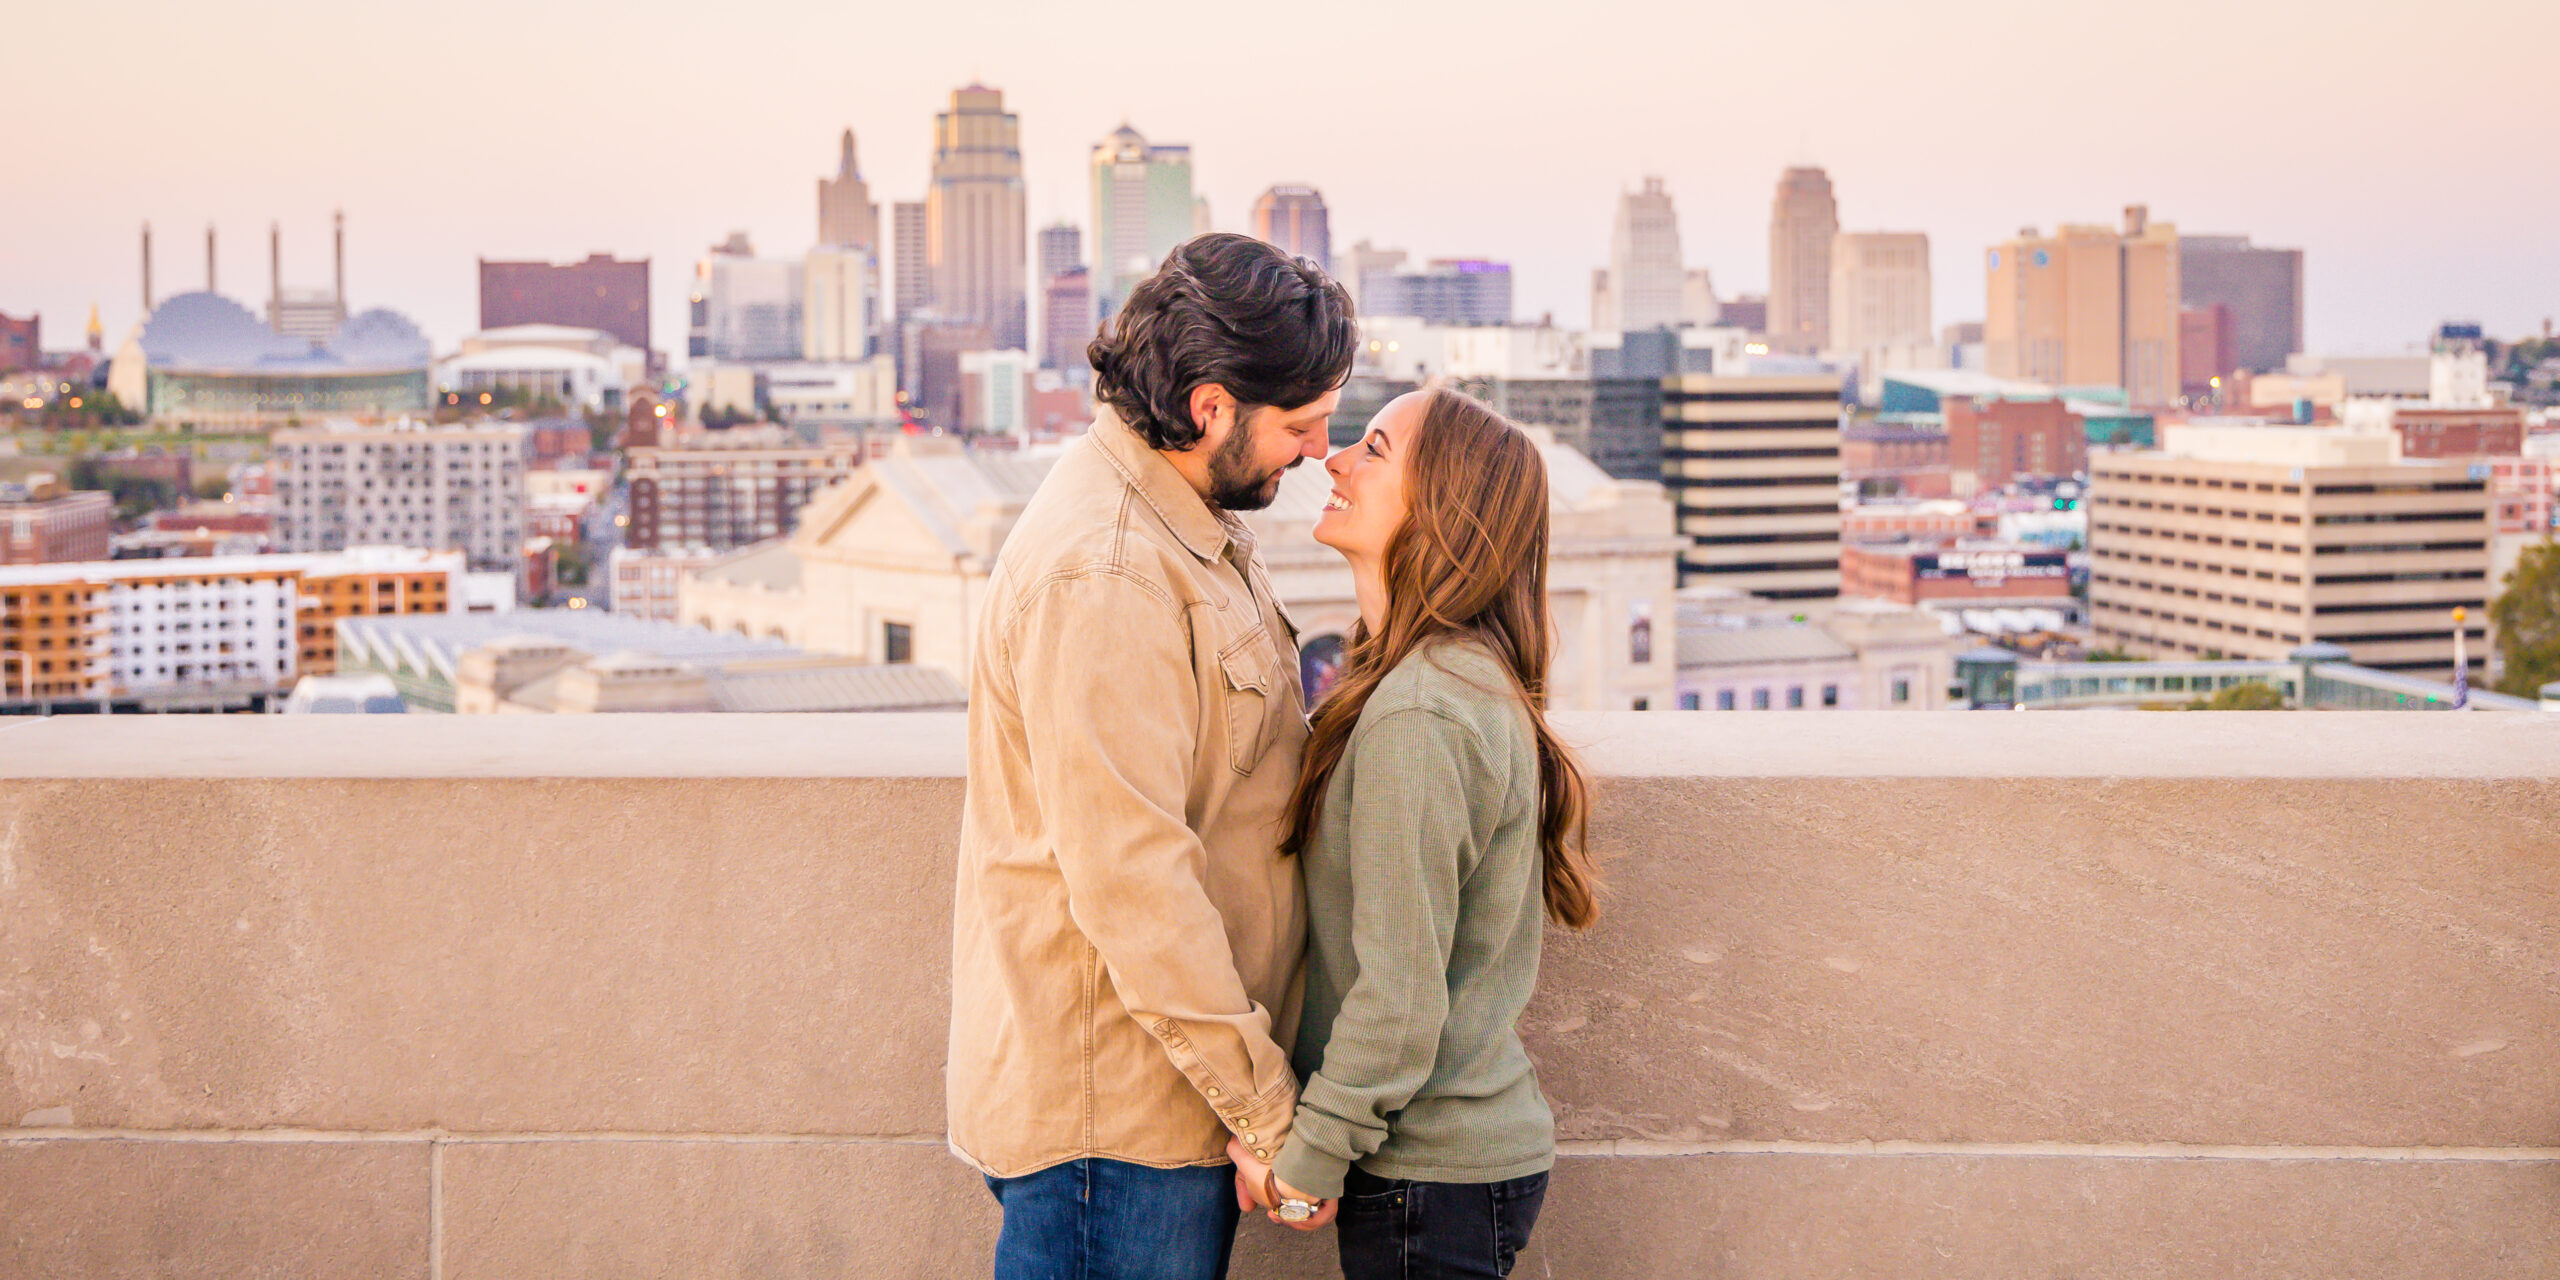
[1265,1171,1318,1222]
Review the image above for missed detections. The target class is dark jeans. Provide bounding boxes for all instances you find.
[1334,1166,1550,1279]
[982,1157,1241,1280]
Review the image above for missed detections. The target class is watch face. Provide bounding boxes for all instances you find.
[1278,1202,1313,1222]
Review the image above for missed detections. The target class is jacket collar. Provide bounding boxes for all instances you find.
[1088,405,1242,564]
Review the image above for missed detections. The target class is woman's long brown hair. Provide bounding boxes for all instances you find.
[1281,388,1599,929]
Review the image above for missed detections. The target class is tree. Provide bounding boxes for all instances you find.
[2491,538,2560,698]
[2185,681,2288,711]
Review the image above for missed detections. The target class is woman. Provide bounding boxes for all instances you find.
[1230,387,1601,1278]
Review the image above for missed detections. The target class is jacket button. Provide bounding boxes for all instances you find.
[1244,1133,1257,1144]
[1206,1087,1221,1097]
[1254,1148,1268,1159]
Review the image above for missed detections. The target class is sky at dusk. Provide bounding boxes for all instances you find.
[10,0,2556,363]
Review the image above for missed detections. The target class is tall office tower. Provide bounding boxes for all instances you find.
[1659,373,1844,597]
[272,422,528,572]
[2178,235,2303,374]
[479,254,652,353]
[691,234,804,362]
[1829,232,1933,355]
[1342,240,1407,314]
[1986,205,2181,406]
[1767,167,1839,354]
[2088,424,2491,677]
[1251,185,1331,274]
[1038,223,1083,285]
[818,128,879,251]
[1681,268,1720,328]
[1041,267,1094,372]
[1090,124,1196,319]
[803,245,877,362]
[1589,269,1616,333]
[926,85,1028,351]
[891,201,928,325]
[1035,223,1087,373]
[1607,177,1684,332]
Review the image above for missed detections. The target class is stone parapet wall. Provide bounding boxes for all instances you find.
[2,713,2554,1277]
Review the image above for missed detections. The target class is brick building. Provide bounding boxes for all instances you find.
[623,443,860,553]
[0,479,113,564]
[478,255,652,355]
[2386,406,2525,459]
[1841,420,1951,498]
[0,312,35,373]
[1842,539,2073,606]
[1945,396,2088,491]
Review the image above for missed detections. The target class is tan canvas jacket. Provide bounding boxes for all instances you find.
[947,406,1311,1178]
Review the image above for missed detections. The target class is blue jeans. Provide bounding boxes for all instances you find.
[1334,1167,1550,1279]
[983,1158,1241,1280]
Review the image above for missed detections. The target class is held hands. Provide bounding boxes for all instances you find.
[1226,1137,1338,1232]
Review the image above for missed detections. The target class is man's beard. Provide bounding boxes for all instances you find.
[1204,410,1290,511]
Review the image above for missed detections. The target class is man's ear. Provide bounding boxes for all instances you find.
[1187,383,1232,442]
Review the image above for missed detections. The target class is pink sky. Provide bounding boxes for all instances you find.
[9,0,2555,360]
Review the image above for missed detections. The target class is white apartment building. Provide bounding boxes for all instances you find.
[273,420,529,572]
[611,546,722,623]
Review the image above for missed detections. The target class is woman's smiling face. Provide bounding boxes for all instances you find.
[1313,391,1421,559]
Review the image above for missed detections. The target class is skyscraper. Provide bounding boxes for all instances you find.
[1036,224,1087,374]
[1606,177,1683,332]
[1090,124,1195,319]
[2178,235,2304,374]
[1041,268,1093,373]
[1986,205,2181,406]
[1038,223,1083,285]
[1767,167,1839,354]
[803,246,876,362]
[818,128,878,251]
[891,201,928,325]
[926,85,1028,351]
[690,233,803,363]
[1660,373,1844,598]
[1251,185,1330,274]
[1828,232,1933,355]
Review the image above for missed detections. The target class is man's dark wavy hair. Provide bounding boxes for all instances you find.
[1086,232,1357,451]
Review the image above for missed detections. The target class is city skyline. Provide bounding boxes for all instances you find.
[9,0,2555,363]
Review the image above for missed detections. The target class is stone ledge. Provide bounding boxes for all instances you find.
[1,709,2554,779]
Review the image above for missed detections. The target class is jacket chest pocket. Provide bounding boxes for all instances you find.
[1216,626,1284,776]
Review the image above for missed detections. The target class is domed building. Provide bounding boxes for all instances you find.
[107,291,432,430]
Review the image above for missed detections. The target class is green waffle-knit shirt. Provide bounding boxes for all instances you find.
[1269,638,1557,1200]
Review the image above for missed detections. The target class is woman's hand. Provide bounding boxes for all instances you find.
[1227,1137,1339,1231]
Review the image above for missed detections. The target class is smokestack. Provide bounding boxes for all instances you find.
[142,222,154,312]
[270,221,283,333]
[206,224,217,293]
[333,208,346,320]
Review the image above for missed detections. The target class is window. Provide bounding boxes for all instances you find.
[1892,678,1912,705]
[1631,697,1649,711]
[1786,686,1805,709]
[1716,690,1736,711]
[1751,688,1771,710]
[1680,692,1701,710]
[882,621,913,664]
[1822,684,1839,707]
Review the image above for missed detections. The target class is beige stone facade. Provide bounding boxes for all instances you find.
[2089,426,2493,676]
[678,433,1685,711]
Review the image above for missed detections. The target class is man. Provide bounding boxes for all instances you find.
[948,232,1358,1278]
